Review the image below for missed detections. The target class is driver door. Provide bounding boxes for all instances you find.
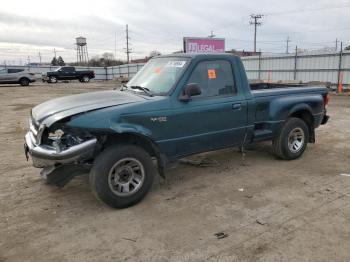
[164,59,248,158]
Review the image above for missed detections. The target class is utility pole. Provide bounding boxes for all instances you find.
[208,31,215,38]
[293,46,298,80]
[53,48,57,59]
[337,42,343,92]
[114,32,117,60]
[335,38,338,51]
[38,51,42,64]
[286,36,291,54]
[125,24,132,63]
[249,14,263,53]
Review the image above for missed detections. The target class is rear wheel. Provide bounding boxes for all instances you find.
[273,117,309,160]
[89,145,155,208]
[49,76,57,83]
[19,78,30,86]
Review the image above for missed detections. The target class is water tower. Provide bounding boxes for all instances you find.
[75,36,89,64]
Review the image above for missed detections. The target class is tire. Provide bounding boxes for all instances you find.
[272,117,309,160]
[89,145,155,208]
[19,78,30,86]
[49,76,57,83]
[82,75,90,83]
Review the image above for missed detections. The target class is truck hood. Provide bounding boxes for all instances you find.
[32,90,146,126]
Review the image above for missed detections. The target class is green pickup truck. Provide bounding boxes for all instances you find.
[24,53,329,208]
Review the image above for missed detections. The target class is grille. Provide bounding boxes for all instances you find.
[29,118,45,145]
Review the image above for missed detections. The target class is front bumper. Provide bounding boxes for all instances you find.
[24,132,97,168]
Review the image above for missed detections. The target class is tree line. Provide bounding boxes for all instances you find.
[50,51,162,67]
[51,52,128,67]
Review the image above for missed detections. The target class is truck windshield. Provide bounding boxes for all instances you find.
[126,57,190,95]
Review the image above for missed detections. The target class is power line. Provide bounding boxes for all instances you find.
[249,14,263,52]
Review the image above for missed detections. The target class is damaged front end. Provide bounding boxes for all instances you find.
[24,116,99,186]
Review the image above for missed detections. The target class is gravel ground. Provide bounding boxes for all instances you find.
[0,81,349,262]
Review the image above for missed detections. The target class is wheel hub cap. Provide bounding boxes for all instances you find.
[288,127,305,153]
[108,158,145,196]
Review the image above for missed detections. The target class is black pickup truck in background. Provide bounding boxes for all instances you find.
[42,66,95,83]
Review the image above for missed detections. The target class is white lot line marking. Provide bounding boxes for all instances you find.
[339,173,350,177]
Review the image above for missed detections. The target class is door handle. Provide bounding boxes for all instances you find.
[232,103,241,110]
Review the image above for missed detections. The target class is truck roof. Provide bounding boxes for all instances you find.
[158,53,238,59]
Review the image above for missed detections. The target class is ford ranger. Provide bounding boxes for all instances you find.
[24,54,329,208]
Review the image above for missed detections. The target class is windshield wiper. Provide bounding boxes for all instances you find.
[129,85,154,96]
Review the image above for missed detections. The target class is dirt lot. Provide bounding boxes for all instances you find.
[0,81,349,262]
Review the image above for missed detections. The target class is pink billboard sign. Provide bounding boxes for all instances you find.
[184,37,225,53]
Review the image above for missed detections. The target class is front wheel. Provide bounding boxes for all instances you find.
[272,117,309,160]
[89,145,155,208]
[49,76,57,83]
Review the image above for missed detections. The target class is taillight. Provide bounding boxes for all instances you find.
[324,93,330,109]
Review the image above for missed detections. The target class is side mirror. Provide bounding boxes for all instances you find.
[179,83,201,102]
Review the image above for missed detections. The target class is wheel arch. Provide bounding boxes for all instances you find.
[101,132,167,178]
[19,77,30,84]
[289,108,315,143]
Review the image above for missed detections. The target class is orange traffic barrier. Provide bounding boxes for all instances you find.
[338,71,343,93]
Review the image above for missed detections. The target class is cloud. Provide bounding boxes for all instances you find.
[0,0,349,63]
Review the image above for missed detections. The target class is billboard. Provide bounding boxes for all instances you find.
[183,37,225,53]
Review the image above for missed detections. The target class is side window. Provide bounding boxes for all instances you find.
[187,60,236,98]
[8,69,24,73]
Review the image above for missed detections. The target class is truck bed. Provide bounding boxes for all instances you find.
[251,85,327,98]
[250,85,328,142]
[250,82,308,91]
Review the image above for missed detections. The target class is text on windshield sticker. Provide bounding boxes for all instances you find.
[165,61,186,68]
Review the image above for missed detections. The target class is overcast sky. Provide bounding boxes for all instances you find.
[1,0,350,64]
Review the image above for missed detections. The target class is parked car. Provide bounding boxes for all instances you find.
[0,68,36,86]
[24,53,329,208]
[42,66,95,83]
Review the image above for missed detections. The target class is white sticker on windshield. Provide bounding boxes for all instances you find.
[165,61,186,68]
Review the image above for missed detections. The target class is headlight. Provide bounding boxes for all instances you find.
[48,129,64,141]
